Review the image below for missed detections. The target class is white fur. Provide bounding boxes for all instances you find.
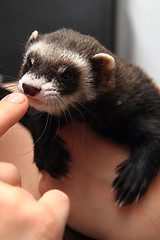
[19,73,45,90]
[18,73,64,114]
[18,72,85,115]
[27,41,90,73]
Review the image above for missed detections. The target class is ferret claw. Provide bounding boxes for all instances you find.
[115,199,121,207]
[68,161,73,166]
[64,173,72,178]
[115,165,121,171]
[136,193,140,203]
[110,186,117,192]
[119,201,125,208]
[59,176,65,181]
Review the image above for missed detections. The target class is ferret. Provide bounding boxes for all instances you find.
[18,28,160,209]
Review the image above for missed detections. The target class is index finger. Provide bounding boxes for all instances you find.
[0,92,29,136]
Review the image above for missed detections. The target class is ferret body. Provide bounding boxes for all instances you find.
[18,28,160,210]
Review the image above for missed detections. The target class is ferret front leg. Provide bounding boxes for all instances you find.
[34,135,71,179]
[112,140,160,206]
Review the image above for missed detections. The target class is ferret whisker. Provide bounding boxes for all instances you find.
[27,107,37,117]
[0,85,18,99]
[46,98,60,143]
[57,96,75,128]
[58,97,79,145]
[41,113,53,145]
[10,148,34,157]
[56,97,69,124]
[29,110,45,120]
[3,83,18,87]
[72,102,86,140]
[72,102,85,122]
[54,98,61,136]
[33,113,50,145]
[1,74,17,81]
[42,112,53,144]
[76,101,104,125]
[2,85,18,92]
[27,107,45,119]
[56,96,70,123]
[7,87,17,91]
[7,84,18,88]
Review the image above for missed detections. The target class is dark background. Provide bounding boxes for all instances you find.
[0,0,117,82]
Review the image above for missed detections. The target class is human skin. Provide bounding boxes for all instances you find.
[0,92,70,240]
[40,122,160,240]
[1,90,160,240]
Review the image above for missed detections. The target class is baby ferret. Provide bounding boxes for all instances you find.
[18,28,160,208]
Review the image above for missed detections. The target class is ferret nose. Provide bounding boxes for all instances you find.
[22,83,41,96]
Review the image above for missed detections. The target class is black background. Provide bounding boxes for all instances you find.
[0,0,116,81]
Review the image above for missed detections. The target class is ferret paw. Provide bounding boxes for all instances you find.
[35,146,72,179]
[112,159,149,206]
[50,148,72,179]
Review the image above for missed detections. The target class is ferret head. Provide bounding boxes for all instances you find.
[18,29,115,115]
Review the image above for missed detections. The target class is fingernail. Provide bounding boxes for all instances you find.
[5,92,26,104]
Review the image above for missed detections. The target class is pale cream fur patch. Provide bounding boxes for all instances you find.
[29,30,39,42]
[93,53,115,71]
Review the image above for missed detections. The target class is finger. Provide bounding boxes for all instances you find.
[0,162,21,186]
[39,171,55,196]
[39,190,70,234]
[0,92,29,136]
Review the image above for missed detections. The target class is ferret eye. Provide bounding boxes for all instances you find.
[27,58,34,69]
[61,70,73,81]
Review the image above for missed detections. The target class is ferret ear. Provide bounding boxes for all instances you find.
[25,30,39,49]
[91,53,115,82]
[28,30,39,43]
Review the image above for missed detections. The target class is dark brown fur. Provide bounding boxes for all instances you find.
[16,29,160,239]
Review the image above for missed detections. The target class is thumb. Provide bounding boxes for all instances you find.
[0,92,29,136]
[0,162,21,187]
[39,190,70,237]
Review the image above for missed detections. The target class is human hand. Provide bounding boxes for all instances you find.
[0,92,70,240]
[0,92,29,136]
[40,122,160,240]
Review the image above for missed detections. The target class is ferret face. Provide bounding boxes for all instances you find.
[18,29,115,115]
